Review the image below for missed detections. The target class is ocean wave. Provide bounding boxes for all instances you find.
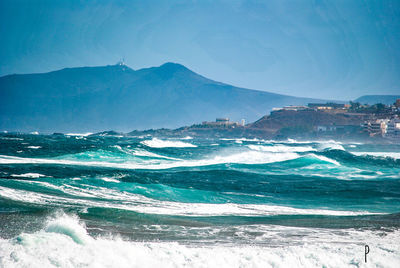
[10,173,47,178]
[0,137,24,140]
[351,152,400,160]
[65,133,93,136]
[0,149,300,169]
[317,143,345,151]
[248,144,315,153]
[26,146,41,149]
[132,149,180,160]
[285,139,343,144]
[141,138,197,148]
[0,214,399,268]
[0,148,344,170]
[111,145,180,160]
[0,185,381,217]
[220,138,262,142]
[307,154,341,166]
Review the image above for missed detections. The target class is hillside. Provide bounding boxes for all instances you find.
[355,95,400,105]
[250,110,369,133]
[0,63,326,133]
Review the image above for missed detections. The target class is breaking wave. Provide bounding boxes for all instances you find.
[0,213,399,268]
[0,185,379,217]
[141,138,197,148]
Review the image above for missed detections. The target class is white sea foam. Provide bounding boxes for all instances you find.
[10,173,47,178]
[45,213,90,245]
[132,149,180,160]
[308,154,341,166]
[318,142,345,151]
[27,146,41,149]
[110,145,180,160]
[206,150,300,165]
[0,137,24,140]
[221,138,262,142]
[141,138,197,148]
[127,201,376,217]
[248,144,315,153]
[285,139,345,147]
[0,148,339,170]
[0,214,398,268]
[101,177,121,183]
[65,132,93,136]
[0,185,380,217]
[351,152,400,160]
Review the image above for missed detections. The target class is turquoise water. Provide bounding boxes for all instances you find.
[0,133,399,267]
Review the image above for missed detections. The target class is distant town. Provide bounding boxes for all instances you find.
[270,99,400,141]
[170,99,400,142]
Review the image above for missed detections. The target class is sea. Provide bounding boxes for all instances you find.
[0,133,399,267]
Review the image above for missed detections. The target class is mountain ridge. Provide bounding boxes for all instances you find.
[1,63,330,133]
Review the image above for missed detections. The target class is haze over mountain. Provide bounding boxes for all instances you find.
[0,63,328,133]
[1,0,399,99]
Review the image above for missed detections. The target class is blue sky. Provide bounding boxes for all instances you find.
[0,0,399,99]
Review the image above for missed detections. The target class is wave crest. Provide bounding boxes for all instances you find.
[141,138,197,148]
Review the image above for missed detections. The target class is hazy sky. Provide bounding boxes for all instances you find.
[1,0,399,99]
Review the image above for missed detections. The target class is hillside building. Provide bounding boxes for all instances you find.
[202,118,241,128]
[395,99,400,108]
[363,119,389,137]
[385,118,400,141]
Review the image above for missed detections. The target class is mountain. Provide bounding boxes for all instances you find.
[0,62,328,133]
[355,95,400,105]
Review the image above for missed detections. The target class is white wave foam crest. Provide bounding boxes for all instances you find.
[0,148,340,170]
[0,137,24,140]
[351,152,400,160]
[129,201,377,217]
[308,154,341,166]
[45,213,89,245]
[248,144,315,153]
[0,185,380,217]
[318,143,345,151]
[26,146,41,149]
[221,138,262,142]
[207,150,300,165]
[111,145,180,160]
[0,214,399,268]
[284,139,346,146]
[10,173,47,178]
[65,132,93,136]
[101,177,121,183]
[132,149,180,160]
[141,138,197,148]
